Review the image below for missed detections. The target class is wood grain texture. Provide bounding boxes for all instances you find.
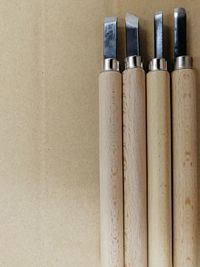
[172,69,198,267]
[99,71,123,267]
[123,68,147,267]
[147,70,172,267]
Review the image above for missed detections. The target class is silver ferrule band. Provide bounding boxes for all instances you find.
[149,58,167,71]
[174,55,192,70]
[125,55,143,69]
[102,58,119,72]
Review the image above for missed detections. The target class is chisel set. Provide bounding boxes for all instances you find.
[99,7,198,267]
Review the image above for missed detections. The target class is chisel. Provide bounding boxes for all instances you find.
[147,11,172,267]
[123,13,147,267]
[172,8,198,267]
[99,17,123,267]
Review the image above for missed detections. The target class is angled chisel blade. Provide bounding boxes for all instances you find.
[174,8,187,58]
[104,17,117,59]
[154,11,163,59]
[125,13,139,57]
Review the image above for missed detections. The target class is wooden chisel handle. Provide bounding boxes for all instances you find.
[147,70,172,267]
[123,67,147,267]
[99,71,123,267]
[172,68,198,267]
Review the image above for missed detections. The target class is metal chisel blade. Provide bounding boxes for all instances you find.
[125,13,139,57]
[103,17,117,59]
[154,11,163,59]
[174,8,187,58]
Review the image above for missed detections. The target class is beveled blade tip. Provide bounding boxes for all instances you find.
[154,11,163,24]
[155,11,163,17]
[125,13,138,28]
[174,7,186,16]
[104,16,117,24]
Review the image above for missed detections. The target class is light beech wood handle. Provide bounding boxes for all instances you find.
[147,70,172,267]
[172,69,198,267]
[123,68,147,267]
[99,71,123,267]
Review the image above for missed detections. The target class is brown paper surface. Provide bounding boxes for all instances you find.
[0,1,199,266]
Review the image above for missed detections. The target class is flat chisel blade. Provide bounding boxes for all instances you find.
[154,11,163,59]
[174,8,187,58]
[125,13,139,57]
[103,17,117,59]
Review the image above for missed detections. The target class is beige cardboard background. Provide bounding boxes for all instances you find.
[0,1,199,266]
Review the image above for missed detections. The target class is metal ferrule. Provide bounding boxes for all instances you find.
[125,55,143,69]
[149,58,167,71]
[174,55,192,70]
[102,58,119,72]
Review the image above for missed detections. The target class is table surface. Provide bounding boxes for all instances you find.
[0,1,199,266]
